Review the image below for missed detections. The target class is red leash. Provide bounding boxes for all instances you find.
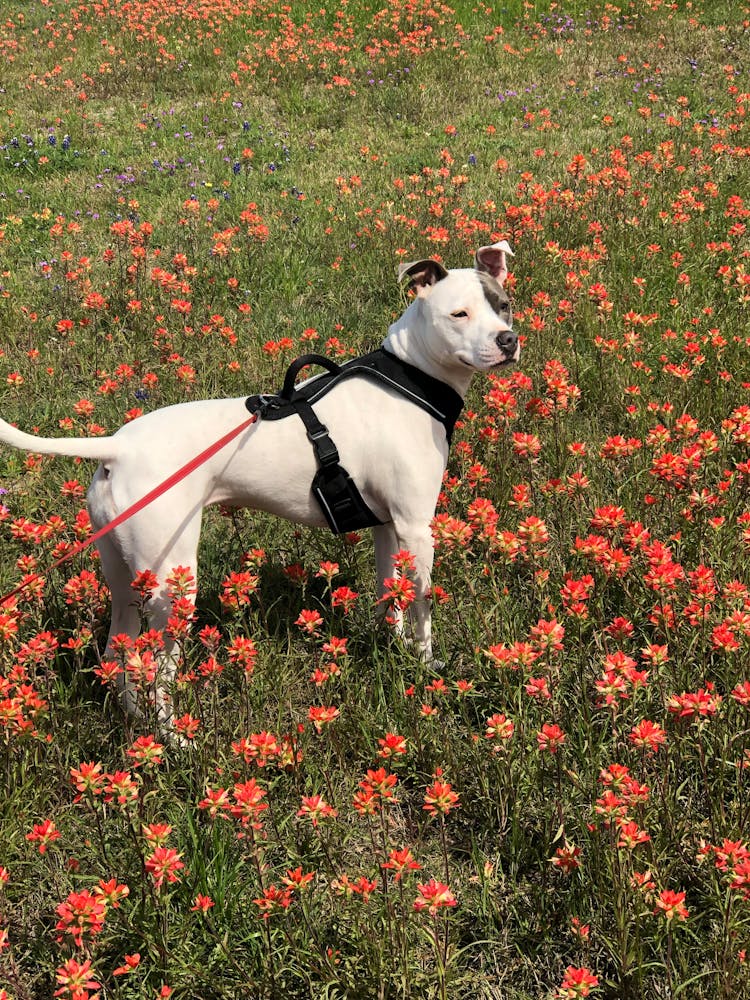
[0,414,258,607]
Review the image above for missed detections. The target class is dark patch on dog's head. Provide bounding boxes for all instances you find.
[477,271,512,319]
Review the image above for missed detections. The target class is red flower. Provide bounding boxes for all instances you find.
[331,586,359,612]
[485,712,515,746]
[606,616,634,640]
[316,560,339,583]
[26,818,61,854]
[226,635,258,674]
[308,705,340,732]
[281,867,315,891]
[297,794,337,827]
[550,841,582,873]
[104,770,140,807]
[513,431,542,460]
[233,730,280,767]
[517,516,550,554]
[382,847,422,881]
[413,879,457,914]
[253,885,293,918]
[126,734,164,768]
[590,504,626,531]
[537,723,566,754]
[431,514,474,550]
[530,617,565,655]
[654,889,689,921]
[557,965,600,998]
[525,676,551,700]
[230,779,268,829]
[380,575,417,610]
[142,822,172,848]
[629,719,667,753]
[220,571,259,610]
[191,894,215,913]
[730,859,750,898]
[295,608,324,634]
[165,564,196,598]
[617,820,651,850]
[423,777,460,816]
[198,786,231,820]
[377,732,408,759]
[55,889,107,947]
[94,879,128,907]
[70,761,105,798]
[712,622,741,653]
[667,685,722,722]
[113,953,141,976]
[54,957,100,999]
[174,713,201,740]
[145,847,185,890]
[130,568,159,598]
[332,874,378,901]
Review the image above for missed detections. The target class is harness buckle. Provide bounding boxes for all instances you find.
[245,393,280,418]
[308,428,339,467]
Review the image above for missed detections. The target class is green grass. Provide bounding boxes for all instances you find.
[1,0,750,997]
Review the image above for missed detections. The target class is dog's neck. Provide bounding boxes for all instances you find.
[382,319,474,399]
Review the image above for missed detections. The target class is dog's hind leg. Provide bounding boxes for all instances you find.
[133,520,203,734]
[96,509,203,733]
[96,533,145,720]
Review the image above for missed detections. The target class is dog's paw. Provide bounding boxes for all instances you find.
[377,603,405,636]
[167,733,193,752]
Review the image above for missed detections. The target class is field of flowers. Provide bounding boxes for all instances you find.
[1,0,750,996]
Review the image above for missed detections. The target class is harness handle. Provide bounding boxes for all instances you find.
[280,354,342,401]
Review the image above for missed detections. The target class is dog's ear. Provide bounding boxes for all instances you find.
[398,258,449,297]
[474,241,514,287]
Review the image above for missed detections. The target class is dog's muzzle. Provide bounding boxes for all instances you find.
[495,329,519,362]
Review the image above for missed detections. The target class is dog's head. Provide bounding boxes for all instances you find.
[396,241,519,375]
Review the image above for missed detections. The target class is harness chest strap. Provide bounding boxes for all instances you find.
[244,349,464,535]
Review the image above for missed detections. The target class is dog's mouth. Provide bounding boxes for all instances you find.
[457,345,520,370]
[459,353,519,369]
[492,352,519,368]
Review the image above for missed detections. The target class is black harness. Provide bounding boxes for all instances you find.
[245,348,463,535]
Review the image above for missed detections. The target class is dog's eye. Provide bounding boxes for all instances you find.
[451,310,469,319]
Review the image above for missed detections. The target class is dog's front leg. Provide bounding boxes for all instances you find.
[402,524,436,665]
[377,520,436,665]
[374,523,405,637]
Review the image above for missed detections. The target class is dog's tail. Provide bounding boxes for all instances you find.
[0,417,120,463]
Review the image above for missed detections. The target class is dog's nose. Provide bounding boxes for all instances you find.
[496,329,518,354]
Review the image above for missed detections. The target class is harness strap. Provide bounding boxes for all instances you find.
[291,393,382,534]
[311,463,383,535]
[244,349,465,535]
[246,348,463,442]
[293,398,340,469]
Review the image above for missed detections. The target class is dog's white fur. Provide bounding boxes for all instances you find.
[0,242,518,726]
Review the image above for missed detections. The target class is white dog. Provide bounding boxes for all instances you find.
[0,242,517,725]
